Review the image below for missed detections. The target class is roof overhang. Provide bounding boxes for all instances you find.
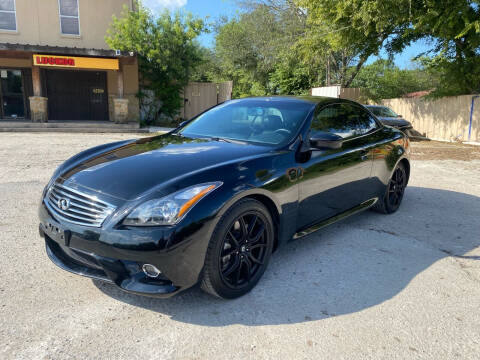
[0,43,133,58]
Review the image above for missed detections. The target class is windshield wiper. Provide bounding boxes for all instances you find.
[177,133,247,145]
[210,137,231,143]
[213,137,249,145]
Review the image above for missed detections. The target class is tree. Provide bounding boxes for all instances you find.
[414,0,480,96]
[270,45,323,95]
[214,1,312,97]
[106,2,205,122]
[351,59,435,101]
[215,6,282,96]
[189,46,223,83]
[419,55,480,97]
[296,0,415,87]
[297,0,480,96]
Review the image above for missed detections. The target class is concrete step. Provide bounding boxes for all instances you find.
[0,120,147,133]
[0,127,149,133]
[0,121,139,128]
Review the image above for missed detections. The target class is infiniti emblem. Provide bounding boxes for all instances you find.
[58,198,70,211]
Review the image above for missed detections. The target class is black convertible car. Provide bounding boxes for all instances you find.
[39,96,410,299]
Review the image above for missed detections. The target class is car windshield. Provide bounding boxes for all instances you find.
[178,99,314,146]
[368,106,398,118]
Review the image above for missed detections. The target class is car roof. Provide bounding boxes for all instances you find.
[229,96,360,107]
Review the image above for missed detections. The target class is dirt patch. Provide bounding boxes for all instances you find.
[411,141,480,161]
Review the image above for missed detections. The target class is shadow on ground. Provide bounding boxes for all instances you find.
[94,186,480,326]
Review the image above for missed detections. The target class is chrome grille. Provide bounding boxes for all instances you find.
[45,182,116,227]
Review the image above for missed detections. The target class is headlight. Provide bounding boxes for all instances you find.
[123,182,222,226]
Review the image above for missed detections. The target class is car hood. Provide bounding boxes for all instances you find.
[377,117,412,127]
[58,134,268,201]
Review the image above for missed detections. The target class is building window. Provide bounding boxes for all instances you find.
[59,0,80,35]
[0,0,17,31]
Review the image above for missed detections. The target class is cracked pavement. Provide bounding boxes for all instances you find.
[0,133,479,359]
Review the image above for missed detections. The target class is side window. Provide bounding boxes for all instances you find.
[59,0,80,35]
[353,105,378,135]
[231,107,248,125]
[266,108,284,122]
[312,103,378,139]
[0,0,16,31]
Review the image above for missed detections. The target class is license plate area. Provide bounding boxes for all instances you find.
[44,220,70,245]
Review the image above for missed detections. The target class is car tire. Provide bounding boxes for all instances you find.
[201,198,274,299]
[372,162,407,214]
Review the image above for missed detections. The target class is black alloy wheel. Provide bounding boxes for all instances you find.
[387,166,406,209]
[219,213,268,288]
[373,162,407,214]
[201,199,274,299]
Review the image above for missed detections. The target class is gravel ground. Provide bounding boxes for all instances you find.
[411,140,480,161]
[0,133,479,360]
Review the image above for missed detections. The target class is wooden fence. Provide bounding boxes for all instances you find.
[181,81,233,120]
[139,81,233,123]
[382,95,480,142]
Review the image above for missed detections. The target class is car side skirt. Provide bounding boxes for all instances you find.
[292,197,378,240]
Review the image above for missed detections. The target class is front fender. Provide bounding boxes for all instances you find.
[372,128,410,186]
[214,187,283,220]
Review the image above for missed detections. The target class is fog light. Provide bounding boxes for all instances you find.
[142,264,161,278]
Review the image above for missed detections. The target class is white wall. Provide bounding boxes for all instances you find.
[311,86,341,98]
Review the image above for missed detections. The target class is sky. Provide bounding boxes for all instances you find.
[143,0,238,47]
[143,0,431,69]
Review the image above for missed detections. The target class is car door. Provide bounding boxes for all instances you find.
[296,102,379,230]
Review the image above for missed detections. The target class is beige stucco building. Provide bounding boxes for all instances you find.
[0,0,139,122]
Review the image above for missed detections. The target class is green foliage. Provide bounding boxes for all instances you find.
[214,2,316,97]
[189,47,223,83]
[351,59,434,101]
[297,0,415,87]
[297,0,480,96]
[419,55,480,97]
[270,47,321,95]
[108,0,480,119]
[404,0,480,96]
[105,2,205,121]
[214,6,275,96]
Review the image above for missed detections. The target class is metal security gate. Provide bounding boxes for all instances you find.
[45,69,108,121]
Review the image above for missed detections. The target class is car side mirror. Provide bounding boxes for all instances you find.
[178,120,188,128]
[309,131,343,150]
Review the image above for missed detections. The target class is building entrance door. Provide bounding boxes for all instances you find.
[0,69,26,119]
[45,69,108,121]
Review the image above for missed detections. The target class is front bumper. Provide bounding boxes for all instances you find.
[39,201,215,298]
[43,230,180,298]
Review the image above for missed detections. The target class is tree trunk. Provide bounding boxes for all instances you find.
[344,55,368,87]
